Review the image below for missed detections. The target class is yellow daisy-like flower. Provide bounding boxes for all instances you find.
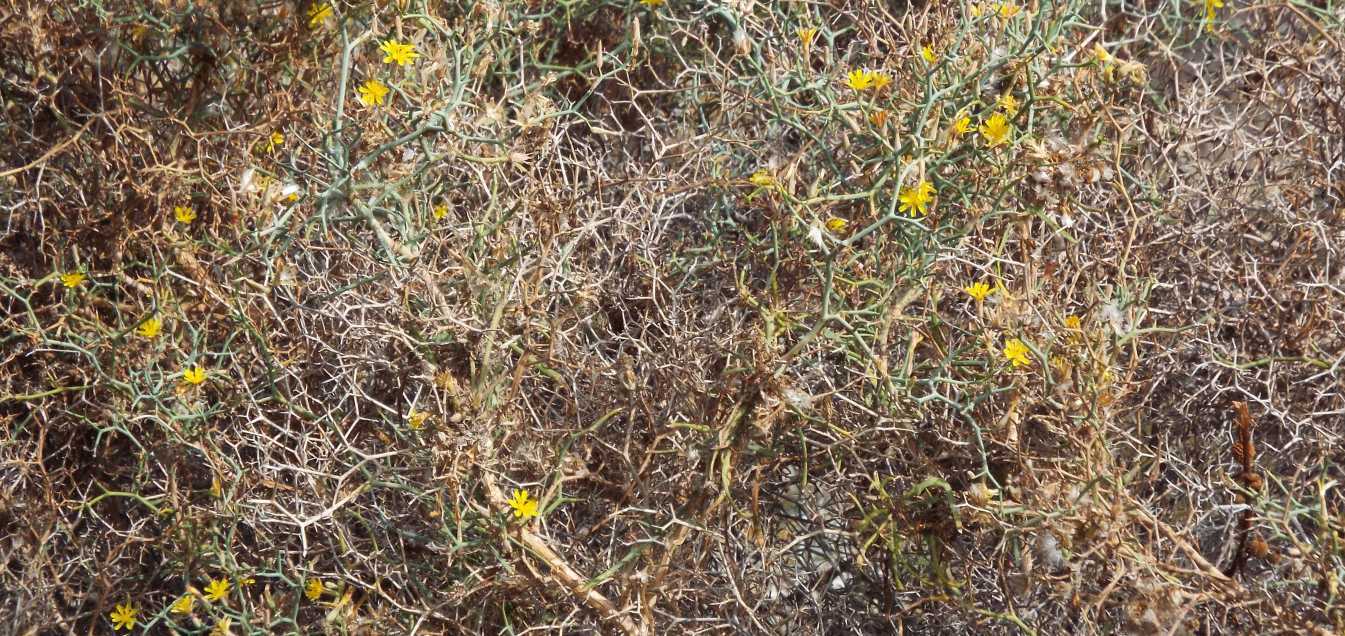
[1003,338,1032,368]
[408,411,429,430]
[997,3,1022,18]
[174,205,197,224]
[379,39,419,66]
[60,272,85,288]
[305,578,324,601]
[266,131,284,153]
[433,204,449,220]
[921,45,937,64]
[507,488,539,519]
[951,115,972,138]
[979,113,1012,147]
[749,169,775,188]
[970,3,984,17]
[110,602,137,631]
[997,93,1019,116]
[845,68,875,91]
[1064,315,1082,330]
[357,79,389,107]
[307,2,332,28]
[870,71,892,91]
[825,217,849,234]
[136,317,162,339]
[212,617,232,636]
[171,594,195,614]
[640,0,664,6]
[963,281,994,302]
[898,179,936,217]
[204,577,231,602]
[182,366,207,386]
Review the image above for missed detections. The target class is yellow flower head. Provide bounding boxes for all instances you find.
[1203,0,1224,30]
[171,594,195,614]
[204,577,231,602]
[898,179,936,217]
[825,217,849,234]
[307,2,332,28]
[997,93,1019,116]
[997,3,1022,18]
[963,281,994,302]
[61,272,85,289]
[1093,43,1113,64]
[175,205,197,224]
[408,411,429,430]
[846,68,875,91]
[211,617,232,636]
[797,27,818,51]
[357,79,389,107]
[1064,315,1082,330]
[979,112,1012,147]
[1003,338,1032,368]
[507,488,539,519]
[110,602,138,631]
[305,578,324,601]
[182,366,207,386]
[433,204,449,220]
[951,115,972,138]
[379,39,419,66]
[749,169,775,188]
[136,317,162,339]
[921,45,938,64]
[640,0,664,6]
[266,131,284,153]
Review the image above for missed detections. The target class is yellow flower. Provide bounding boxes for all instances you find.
[640,0,664,6]
[870,71,892,91]
[979,112,1012,147]
[171,594,195,614]
[846,68,875,91]
[305,579,324,601]
[868,109,889,127]
[210,476,222,498]
[266,131,284,153]
[408,411,429,430]
[433,204,449,220]
[997,93,1019,116]
[379,39,419,66]
[507,488,539,519]
[997,3,1022,18]
[182,366,207,385]
[1093,43,1113,64]
[238,575,256,587]
[110,603,137,631]
[898,179,936,217]
[1204,0,1223,23]
[749,169,775,188]
[211,617,232,636]
[1003,338,1032,368]
[1064,315,1082,330]
[357,79,389,107]
[60,272,85,288]
[136,317,162,339]
[204,577,231,602]
[963,281,994,302]
[307,2,332,27]
[825,217,849,233]
[921,45,937,64]
[175,205,197,224]
[951,115,972,138]
[797,27,818,52]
